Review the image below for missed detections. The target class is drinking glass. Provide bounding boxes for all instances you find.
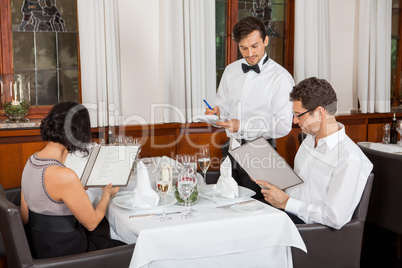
[177,170,197,219]
[397,120,402,146]
[156,165,173,221]
[175,154,187,174]
[198,146,210,185]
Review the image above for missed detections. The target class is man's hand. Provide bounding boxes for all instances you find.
[255,180,289,209]
[216,119,240,133]
[205,106,220,117]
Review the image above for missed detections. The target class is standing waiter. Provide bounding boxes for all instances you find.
[205,16,293,199]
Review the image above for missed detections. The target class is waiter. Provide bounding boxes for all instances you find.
[205,16,293,199]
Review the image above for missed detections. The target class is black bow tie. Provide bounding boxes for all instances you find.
[241,56,268,74]
[242,63,260,74]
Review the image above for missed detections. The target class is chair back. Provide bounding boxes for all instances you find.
[352,173,374,221]
[358,145,402,234]
[0,185,33,268]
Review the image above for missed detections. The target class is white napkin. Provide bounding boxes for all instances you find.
[217,157,239,198]
[229,134,242,150]
[130,161,160,208]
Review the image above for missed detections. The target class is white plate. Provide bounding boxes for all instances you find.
[230,202,264,213]
[113,194,176,210]
[198,185,256,201]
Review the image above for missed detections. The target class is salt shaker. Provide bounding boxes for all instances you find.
[382,123,391,144]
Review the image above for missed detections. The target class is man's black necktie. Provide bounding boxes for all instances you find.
[241,56,268,74]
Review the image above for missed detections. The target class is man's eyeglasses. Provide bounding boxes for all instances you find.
[292,108,316,119]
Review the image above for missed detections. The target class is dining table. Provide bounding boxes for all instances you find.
[357,141,402,154]
[87,157,307,268]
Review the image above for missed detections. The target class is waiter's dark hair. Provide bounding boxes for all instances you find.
[290,77,338,115]
[232,16,267,44]
[40,102,91,155]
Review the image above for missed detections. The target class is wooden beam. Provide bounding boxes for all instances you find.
[0,0,13,74]
[226,0,238,65]
[284,0,295,76]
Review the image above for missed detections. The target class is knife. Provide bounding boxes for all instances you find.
[129,211,181,219]
[216,199,256,209]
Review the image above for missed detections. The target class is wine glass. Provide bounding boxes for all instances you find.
[198,146,210,185]
[175,154,187,174]
[177,169,197,219]
[156,164,173,221]
[397,120,402,146]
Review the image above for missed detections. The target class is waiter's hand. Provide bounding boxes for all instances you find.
[205,106,220,117]
[255,180,289,210]
[216,119,240,133]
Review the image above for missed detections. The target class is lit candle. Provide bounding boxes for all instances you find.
[19,81,22,102]
[11,99,20,106]
[14,82,17,102]
[9,82,12,97]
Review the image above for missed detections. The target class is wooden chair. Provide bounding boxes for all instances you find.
[291,173,374,268]
[0,183,135,268]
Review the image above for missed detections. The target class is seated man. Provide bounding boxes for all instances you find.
[256,77,373,229]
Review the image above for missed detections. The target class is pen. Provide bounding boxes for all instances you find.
[203,99,217,115]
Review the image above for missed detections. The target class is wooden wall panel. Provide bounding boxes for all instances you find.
[0,113,401,189]
[367,123,389,142]
[0,142,45,188]
[177,130,227,171]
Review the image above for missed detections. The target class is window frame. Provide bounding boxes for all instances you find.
[392,1,402,107]
[0,0,82,120]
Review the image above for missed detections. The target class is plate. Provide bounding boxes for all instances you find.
[230,202,264,213]
[113,194,176,210]
[198,185,256,201]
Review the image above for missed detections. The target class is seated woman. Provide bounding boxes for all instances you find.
[21,101,125,259]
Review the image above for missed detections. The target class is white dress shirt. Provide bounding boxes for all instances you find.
[285,123,373,229]
[215,54,294,140]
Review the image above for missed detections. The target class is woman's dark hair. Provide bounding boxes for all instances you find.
[289,77,338,115]
[232,16,267,44]
[40,102,91,155]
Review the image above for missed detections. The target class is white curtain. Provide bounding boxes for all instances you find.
[160,0,216,123]
[356,0,391,113]
[77,0,122,127]
[294,0,330,83]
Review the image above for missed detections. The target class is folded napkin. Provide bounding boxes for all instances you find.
[217,157,239,198]
[130,161,160,208]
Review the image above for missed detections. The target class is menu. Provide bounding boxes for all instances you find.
[65,145,140,187]
[229,137,303,190]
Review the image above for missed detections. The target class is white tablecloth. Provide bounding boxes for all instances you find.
[87,157,306,267]
[357,141,402,154]
[107,197,306,268]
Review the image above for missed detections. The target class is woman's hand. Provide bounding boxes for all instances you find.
[102,183,119,198]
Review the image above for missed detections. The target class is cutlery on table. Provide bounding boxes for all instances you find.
[215,199,256,209]
[129,211,181,219]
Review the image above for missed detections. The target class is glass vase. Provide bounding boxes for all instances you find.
[0,74,31,123]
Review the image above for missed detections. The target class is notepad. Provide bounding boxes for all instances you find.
[65,145,140,187]
[193,114,223,127]
[229,137,303,190]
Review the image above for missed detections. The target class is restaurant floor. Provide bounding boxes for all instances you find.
[361,223,402,268]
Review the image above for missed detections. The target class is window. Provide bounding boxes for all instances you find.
[0,0,80,119]
[215,0,294,88]
[392,0,402,108]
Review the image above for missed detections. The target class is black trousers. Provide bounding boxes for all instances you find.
[222,138,275,200]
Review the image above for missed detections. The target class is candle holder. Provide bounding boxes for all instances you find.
[0,74,31,123]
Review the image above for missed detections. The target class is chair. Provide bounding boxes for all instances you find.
[0,183,135,268]
[291,173,374,268]
[0,187,21,259]
[357,145,402,234]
